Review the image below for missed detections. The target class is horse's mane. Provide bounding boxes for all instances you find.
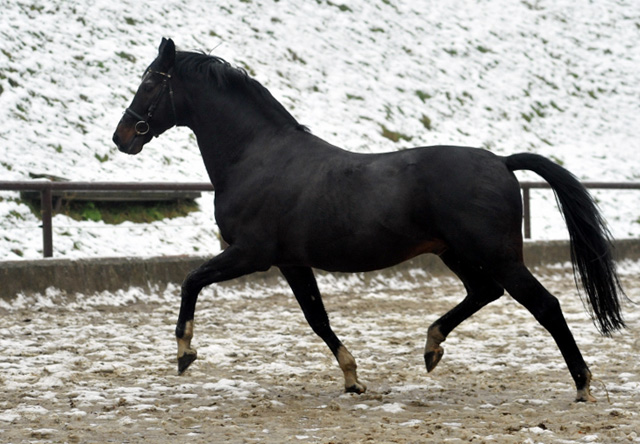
[174,51,308,132]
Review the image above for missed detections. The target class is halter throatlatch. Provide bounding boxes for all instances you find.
[124,70,177,137]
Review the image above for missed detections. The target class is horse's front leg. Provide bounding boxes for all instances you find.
[176,246,260,374]
[279,266,366,394]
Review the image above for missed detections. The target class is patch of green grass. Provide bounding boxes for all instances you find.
[103,201,200,224]
[549,101,564,112]
[549,155,564,166]
[81,202,102,222]
[531,102,546,118]
[521,112,534,123]
[116,51,136,63]
[383,104,393,120]
[380,125,412,143]
[539,137,553,146]
[239,61,256,77]
[521,102,550,123]
[419,114,432,130]
[415,90,431,103]
[8,209,25,220]
[521,0,543,11]
[287,49,307,65]
[29,199,199,224]
[1,49,13,62]
[73,122,88,135]
[13,106,28,121]
[327,2,352,12]
[534,74,558,90]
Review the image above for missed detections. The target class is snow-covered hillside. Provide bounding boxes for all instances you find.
[1,0,639,259]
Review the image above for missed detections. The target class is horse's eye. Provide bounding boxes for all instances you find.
[142,81,155,93]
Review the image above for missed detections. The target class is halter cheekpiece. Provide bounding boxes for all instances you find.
[124,69,177,136]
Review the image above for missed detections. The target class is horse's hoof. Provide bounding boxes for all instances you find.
[345,382,367,394]
[424,347,444,373]
[178,349,197,374]
[576,387,596,402]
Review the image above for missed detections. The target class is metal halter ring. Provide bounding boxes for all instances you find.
[134,120,150,136]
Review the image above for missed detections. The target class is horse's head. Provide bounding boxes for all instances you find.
[113,38,178,155]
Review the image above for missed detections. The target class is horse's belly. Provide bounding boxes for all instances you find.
[302,237,448,273]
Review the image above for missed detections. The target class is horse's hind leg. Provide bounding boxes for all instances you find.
[495,263,595,402]
[176,246,260,374]
[279,265,366,394]
[425,252,504,372]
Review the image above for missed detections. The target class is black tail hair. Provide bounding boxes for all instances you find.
[505,153,625,335]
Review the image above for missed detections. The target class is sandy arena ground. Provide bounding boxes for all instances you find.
[1,263,638,443]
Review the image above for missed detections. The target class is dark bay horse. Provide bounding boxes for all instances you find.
[113,38,625,402]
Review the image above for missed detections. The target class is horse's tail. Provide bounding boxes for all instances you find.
[504,153,625,335]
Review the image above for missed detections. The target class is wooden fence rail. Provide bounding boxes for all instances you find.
[0,181,213,257]
[520,181,640,239]
[1,180,639,258]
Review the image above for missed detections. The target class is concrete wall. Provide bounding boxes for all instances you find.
[1,239,639,300]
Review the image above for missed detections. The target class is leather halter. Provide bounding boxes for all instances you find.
[124,69,176,136]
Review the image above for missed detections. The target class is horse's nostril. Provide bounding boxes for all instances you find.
[112,132,121,147]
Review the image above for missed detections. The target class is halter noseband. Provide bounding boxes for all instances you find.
[124,69,177,136]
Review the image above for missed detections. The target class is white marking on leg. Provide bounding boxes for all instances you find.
[337,345,366,393]
[424,324,446,372]
[576,386,596,402]
[424,324,445,355]
[576,371,597,402]
[177,320,194,358]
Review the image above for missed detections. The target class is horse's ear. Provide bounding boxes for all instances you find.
[158,38,176,70]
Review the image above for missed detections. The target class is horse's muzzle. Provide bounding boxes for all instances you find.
[112,131,143,155]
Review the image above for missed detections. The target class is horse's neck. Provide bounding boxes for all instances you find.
[187,108,287,189]
[181,80,304,188]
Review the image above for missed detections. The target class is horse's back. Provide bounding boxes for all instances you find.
[269,143,524,271]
